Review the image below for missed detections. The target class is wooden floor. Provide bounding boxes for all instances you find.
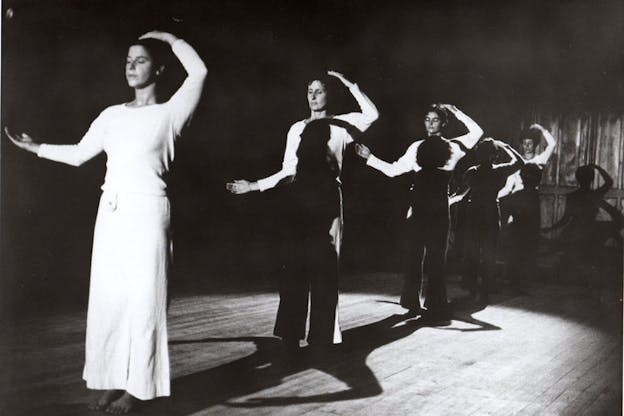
[2,272,622,416]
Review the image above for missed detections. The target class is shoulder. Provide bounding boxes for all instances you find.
[288,120,307,134]
[90,104,123,124]
[408,139,424,150]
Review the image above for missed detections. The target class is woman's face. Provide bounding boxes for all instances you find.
[307,80,328,112]
[126,45,158,89]
[521,138,536,156]
[424,111,442,136]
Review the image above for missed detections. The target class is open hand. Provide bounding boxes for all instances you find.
[327,71,354,88]
[4,127,39,153]
[436,104,458,113]
[355,143,371,160]
[139,31,178,44]
[226,179,254,194]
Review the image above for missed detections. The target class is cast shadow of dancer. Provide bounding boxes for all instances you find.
[227,309,501,408]
[141,310,491,414]
[377,299,502,334]
[543,164,623,284]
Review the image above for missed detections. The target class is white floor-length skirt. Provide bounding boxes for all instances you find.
[83,191,171,400]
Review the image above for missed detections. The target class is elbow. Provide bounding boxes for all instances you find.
[472,126,484,142]
[369,107,380,123]
[71,156,89,167]
[197,64,208,79]
[363,108,380,125]
[605,179,614,190]
[193,65,208,81]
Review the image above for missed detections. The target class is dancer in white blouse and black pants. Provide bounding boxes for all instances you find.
[227,71,378,348]
[6,30,207,413]
[355,105,482,320]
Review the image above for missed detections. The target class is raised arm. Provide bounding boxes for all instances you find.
[530,123,556,165]
[328,71,379,134]
[439,104,483,150]
[591,164,613,195]
[493,141,525,178]
[356,141,421,178]
[226,122,303,194]
[140,31,208,134]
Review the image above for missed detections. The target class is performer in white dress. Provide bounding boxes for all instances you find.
[5,30,207,413]
[227,71,378,346]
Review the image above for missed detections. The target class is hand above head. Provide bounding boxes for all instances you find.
[529,123,546,131]
[327,71,355,88]
[355,143,371,160]
[138,31,179,45]
[436,104,459,113]
[4,127,40,154]
[226,179,257,195]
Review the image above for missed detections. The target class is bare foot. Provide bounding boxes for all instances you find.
[88,389,121,411]
[105,392,138,414]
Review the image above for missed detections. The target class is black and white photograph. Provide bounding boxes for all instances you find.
[1,0,623,414]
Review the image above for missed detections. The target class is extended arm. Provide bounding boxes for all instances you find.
[356,141,420,177]
[497,173,520,199]
[226,123,302,194]
[6,111,105,167]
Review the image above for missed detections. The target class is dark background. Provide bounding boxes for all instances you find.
[2,0,623,317]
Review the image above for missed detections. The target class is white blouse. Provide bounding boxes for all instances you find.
[37,39,207,196]
[257,83,379,191]
[365,109,483,177]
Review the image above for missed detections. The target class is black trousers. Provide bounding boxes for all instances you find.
[400,214,450,313]
[464,204,500,294]
[274,223,339,345]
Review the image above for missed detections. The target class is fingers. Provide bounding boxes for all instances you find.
[138,31,157,39]
[327,71,351,85]
[138,30,169,41]
[4,126,15,141]
[4,127,22,146]
[355,143,371,159]
[226,180,248,194]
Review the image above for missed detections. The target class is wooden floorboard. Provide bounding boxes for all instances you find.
[1,273,621,416]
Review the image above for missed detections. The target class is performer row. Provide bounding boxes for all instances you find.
[5,30,573,413]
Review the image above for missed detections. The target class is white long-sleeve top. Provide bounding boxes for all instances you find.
[37,39,207,196]
[257,83,379,191]
[365,110,483,177]
[497,143,555,199]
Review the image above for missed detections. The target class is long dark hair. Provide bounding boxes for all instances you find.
[292,119,340,224]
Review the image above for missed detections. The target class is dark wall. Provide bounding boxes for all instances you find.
[2,0,623,316]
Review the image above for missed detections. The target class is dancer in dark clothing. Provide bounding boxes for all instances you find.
[355,104,482,319]
[504,163,543,290]
[227,72,378,347]
[400,136,454,319]
[274,119,342,348]
[462,139,525,304]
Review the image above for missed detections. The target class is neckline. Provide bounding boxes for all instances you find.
[123,102,162,109]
